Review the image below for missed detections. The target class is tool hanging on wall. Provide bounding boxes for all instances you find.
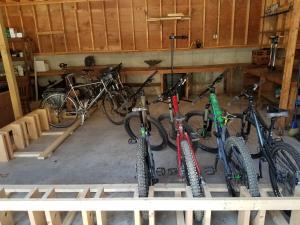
[268,35,279,70]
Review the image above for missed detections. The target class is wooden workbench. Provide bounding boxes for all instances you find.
[244,66,298,128]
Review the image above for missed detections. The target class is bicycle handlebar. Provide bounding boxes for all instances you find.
[159,74,189,100]
[192,69,229,104]
[133,71,158,97]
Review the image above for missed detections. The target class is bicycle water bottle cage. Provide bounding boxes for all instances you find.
[132,107,147,112]
[266,105,288,119]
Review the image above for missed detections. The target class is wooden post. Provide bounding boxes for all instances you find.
[278,0,300,129]
[0,9,23,119]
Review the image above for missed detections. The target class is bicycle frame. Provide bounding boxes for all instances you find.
[167,94,201,177]
[65,74,113,111]
[238,97,279,185]
[206,89,234,182]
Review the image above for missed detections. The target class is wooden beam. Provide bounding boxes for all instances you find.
[87,1,95,51]
[102,0,108,50]
[278,0,300,129]
[31,5,41,52]
[74,2,81,51]
[18,5,24,33]
[0,9,23,119]
[116,0,122,50]
[144,0,149,49]
[130,0,135,50]
[217,0,220,46]
[230,0,235,46]
[59,3,68,52]
[46,4,54,52]
[244,0,251,45]
[202,0,206,46]
[159,0,162,49]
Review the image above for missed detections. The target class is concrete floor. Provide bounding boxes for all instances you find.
[0,95,298,225]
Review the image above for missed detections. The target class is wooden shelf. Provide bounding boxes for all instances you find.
[7,37,26,42]
[261,92,279,104]
[0,57,24,62]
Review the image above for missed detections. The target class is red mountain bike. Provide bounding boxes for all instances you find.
[156,75,204,223]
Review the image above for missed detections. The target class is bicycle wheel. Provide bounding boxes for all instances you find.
[136,138,150,220]
[180,140,204,222]
[41,93,78,128]
[185,110,218,154]
[158,113,198,151]
[225,137,260,197]
[124,112,168,151]
[102,91,128,125]
[269,141,300,197]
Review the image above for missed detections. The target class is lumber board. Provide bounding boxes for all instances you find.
[38,119,81,159]
[0,133,9,162]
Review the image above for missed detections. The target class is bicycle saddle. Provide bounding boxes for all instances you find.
[266,105,288,119]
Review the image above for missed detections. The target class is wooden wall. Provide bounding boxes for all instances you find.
[1,0,263,54]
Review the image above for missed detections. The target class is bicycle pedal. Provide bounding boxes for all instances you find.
[167,168,178,176]
[156,167,166,176]
[128,138,137,144]
[204,166,215,175]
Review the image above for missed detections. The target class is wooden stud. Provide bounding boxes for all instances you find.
[0,10,23,119]
[4,6,14,50]
[144,0,149,49]
[74,2,81,51]
[188,0,191,47]
[174,0,177,48]
[230,0,235,46]
[87,1,95,51]
[102,0,108,50]
[116,0,122,50]
[43,189,62,225]
[202,0,206,46]
[95,188,107,225]
[202,186,211,225]
[259,0,267,47]
[237,186,250,225]
[31,5,41,52]
[130,0,136,50]
[133,189,142,225]
[18,6,24,33]
[79,189,95,225]
[278,0,300,129]
[38,119,81,159]
[217,0,220,46]
[26,188,47,225]
[0,131,13,159]
[185,186,193,225]
[160,0,162,49]
[46,4,54,52]
[0,189,14,225]
[244,0,251,45]
[148,186,155,225]
[59,3,68,52]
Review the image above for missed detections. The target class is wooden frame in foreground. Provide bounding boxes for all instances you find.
[0,183,299,225]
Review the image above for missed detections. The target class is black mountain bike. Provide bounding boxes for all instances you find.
[186,72,260,197]
[234,84,300,197]
[124,71,168,151]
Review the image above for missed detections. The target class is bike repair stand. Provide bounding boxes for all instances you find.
[169,34,188,88]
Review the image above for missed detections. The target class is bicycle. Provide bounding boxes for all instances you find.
[185,71,260,198]
[157,75,205,223]
[41,68,129,128]
[124,71,168,151]
[233,83,300,197]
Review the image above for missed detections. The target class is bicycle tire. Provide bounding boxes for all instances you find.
[136,138,150,220]
[102,91,128,125]
[158,113,198,151]
[225,137,260,197]
[41,93,78,128]
[180,140,204,222]
[269,141,300,197]
[185,110,218,154]
[124,112,168,151]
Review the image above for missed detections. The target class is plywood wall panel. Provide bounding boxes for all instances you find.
[162,0,174,49]
[63,3,79,52]
[77,2,92,50]
[219,0,233,46]
[119,0,134,50]
[104,0,120,50]
[205,0,218,47]
[147,0,161,49]
[90,1,107,51]
[132,0,147,50]
[233,0,247,45]
[1,0,262,53]
[247,0,262,45]
[190,0,204,47]
[176,0,189,48]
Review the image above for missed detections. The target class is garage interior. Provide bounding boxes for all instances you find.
[0,0,300,225]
